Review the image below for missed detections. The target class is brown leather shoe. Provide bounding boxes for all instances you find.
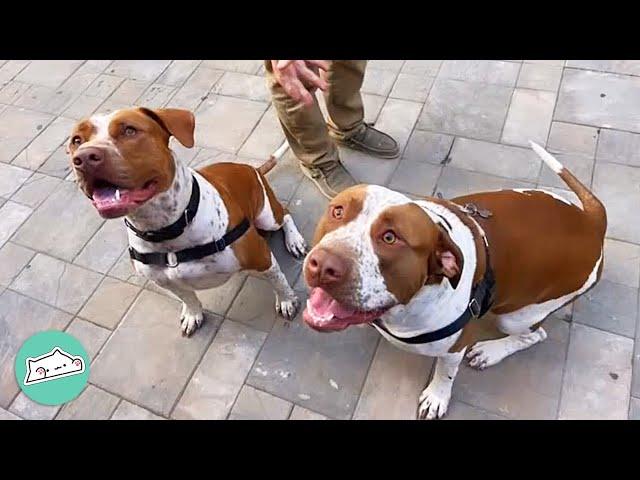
[331,123,400,159]
[300,160,357,200]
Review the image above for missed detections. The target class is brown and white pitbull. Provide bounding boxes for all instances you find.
[302,141,607,419]
[68,107,306,336]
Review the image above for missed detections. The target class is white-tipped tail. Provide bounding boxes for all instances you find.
[529,140,563,174]
[272,140,290,161]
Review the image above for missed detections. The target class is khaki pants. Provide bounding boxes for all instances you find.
[265,60,367,167]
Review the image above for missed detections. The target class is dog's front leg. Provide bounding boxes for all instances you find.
[418,349,465,420]
[157,283,204,337]
[257,253,300,320]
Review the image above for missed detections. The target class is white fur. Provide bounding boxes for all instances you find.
[418,350,465,420]
[512,188,574,207]
[466,328,547,370]
[529,140,563,174]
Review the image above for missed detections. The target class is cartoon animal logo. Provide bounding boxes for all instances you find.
[23,347,85,386]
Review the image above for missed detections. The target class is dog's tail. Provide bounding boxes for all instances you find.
[257,140,290,176]
[529,140,607,236]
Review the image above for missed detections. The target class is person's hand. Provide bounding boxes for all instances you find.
[270,60,330,107]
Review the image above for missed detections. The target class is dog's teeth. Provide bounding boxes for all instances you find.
[115,189,121,201]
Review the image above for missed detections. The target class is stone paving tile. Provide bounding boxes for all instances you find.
[362,68,397,97]
[226,276,282,332]
[108,60,171,82]
[0,242,34,287]
[390,74,434,102]
[501,88,555,147]
[91,290,221,416]
[559,323,633,420]
[0,81,31,104]
[197,272,247,317]
[445,401,507,420]
[156,60,201,87]
[189,147,238,169]
[12,181,104,260]
[212,71,270,103]
[194,95,268,151]
[62,94,104,120]
[107,79,150,105]
[362,93,386,124]
[136,83,176,108]
[85,74,124,99]
[15,60,83,88]
[246,312,379,420]
[37,145,71,180]
[596,128,640,167]
[0,197,5,208]
[453,318,569,419]
[260,151,303,203]
[439,60,520,87]
[0,290,72,407]
[73,219,128,274]
[517,63,563,92]
[402,130,454,166]
[238,104,285,159]
[592,162,640,244]
[0,163,31,197]
[229,385,293,420]
[402,60,442,76]
[108,250,146,287]
[289,405,329,420]
[555,69,640,132]
[286,177,329,243]
[65,318,111,360]
[353,340,433,420]
[57,385,120,420]
[525,60,565,67]
[436,166,535,199]
[602,239,640,289]
[388,158,441,197]
[0,408,21,420]
[573,279,638,338]
[566,60,640,76]
[75,60,112,75]
[449,138,541,182]
[201,60,262,75]
[547,121,598,156]
[173,320,266,420]
[634,324,640,399]
[538,153,594,189]
[10,173,62,208]
[9,392,60,420]
[0,60,30,83]
[12,116,74,171]
[11,253,102,314]
[0,106,54,163]
[111,400,165,420]
[79,277,141,330]
[166,67,224,111]
[343,98,422,186]
[418,79,512,142]
[0,201,32,248]
[13,83,81,116]
[630,397,640,420]
[369,60,405,72]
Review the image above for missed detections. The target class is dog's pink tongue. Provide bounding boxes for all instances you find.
[92,187,136,218]
[309,288,355,319]
[92,186,118,207]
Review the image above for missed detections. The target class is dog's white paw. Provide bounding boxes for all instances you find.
[180,306,204,337]
[466,340,507,370]
[417,382,452,420]
[275,295,300,320]
[284,230,307,259]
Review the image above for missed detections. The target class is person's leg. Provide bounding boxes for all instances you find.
[265,60,356,199]
[324,60,400,159]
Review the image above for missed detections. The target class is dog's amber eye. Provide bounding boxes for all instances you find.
[332,206,344,219]
[71,135,82,146]
[124,126,137,137]
[382,230,397,244]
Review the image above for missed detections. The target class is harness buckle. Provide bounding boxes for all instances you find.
[166,252,179,268]
[468,298,481,318]
[214,238,226,252]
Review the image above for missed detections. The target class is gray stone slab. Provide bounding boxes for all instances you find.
[91,290,221,415]
[62,95,105,120]
[0,201,32,248]
[212,71,270,103]
[439,60,520,86]
[402,60,442,77]
[57,385,120,420]
[111,400,164,420]
[0,81,31,104]
[390,74,434,102]
[0,163,31,197]
[9,393,59,420]
[524,60,565,67]
[0,408,21,420]
[592,162,640,243]
[79,277,141,330]
[444,401,507,420]
[368,60,405,72]
[73,219,128,274]
[227,276,282,332]
[0,242,34,287]
[238,104,285,159]
[555,69,640,132]
[108,60,171,82]
[135,83,176,108]
[289,406,329,420]
[65,318,111,360]
[418,78,512,142]
[538,153,594,189]
[547,122,599,156]
[246,310,379,420]
[0,290,72,407]
[10,173,62,208]
[388,159,441,197]
[0,60,30,83]
[501,89,555,147]
[596,128,640,167]
[602,239,640,289]
[166,67,224,111]
[630,397,640,420]
[0,106,54,163]
[361,68,397,96]
[38,145,73,179]
[573,279,638,338]
[353,340,433,420]
[517,63,563,91]
[173,320,266,419]
[108,249,146,287]
[559,323,633,420]
[85,74,124,99]
[566,60,640,76]
[107,79,151,105]
[16,60,84,88]
[402,131,455,166]
[156,60,201,87]
[229,385,292,420]
[453,318,569,419]
[201,60,262,75]
[436,166,534,199]
[286,177,329,243]
[12,181,104,261]
[12,116,74,171]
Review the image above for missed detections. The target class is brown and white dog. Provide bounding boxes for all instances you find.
[302,142,607,419]
[68,107,306,336]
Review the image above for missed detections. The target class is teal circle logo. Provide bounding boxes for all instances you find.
[15,331,90,406]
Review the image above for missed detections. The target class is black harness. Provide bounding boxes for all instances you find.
[126,175,250,268]
[372,205,496,345]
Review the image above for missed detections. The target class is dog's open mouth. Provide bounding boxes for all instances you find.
[303,288,390,332]
[91,179,158,219]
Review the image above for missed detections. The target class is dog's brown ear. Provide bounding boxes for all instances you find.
[428,227,463,288]
[140,108,195,148]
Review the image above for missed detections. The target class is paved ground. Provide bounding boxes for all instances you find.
[0,60,639,420]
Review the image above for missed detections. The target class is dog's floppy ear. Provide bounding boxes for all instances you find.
[428,226,463,288]
[139,108,196,148]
